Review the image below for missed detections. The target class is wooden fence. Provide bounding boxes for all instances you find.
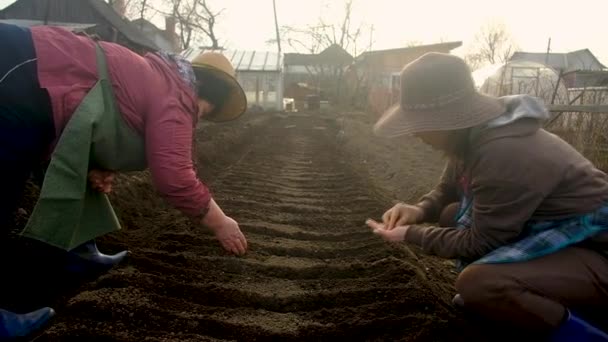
[547,105,608,170]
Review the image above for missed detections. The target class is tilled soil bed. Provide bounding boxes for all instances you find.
[1,111,492,341]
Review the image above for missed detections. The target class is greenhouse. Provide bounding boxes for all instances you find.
[183,48,284,111]
[472,60,570,105]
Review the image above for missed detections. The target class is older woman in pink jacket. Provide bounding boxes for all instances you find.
[0,22,247,338]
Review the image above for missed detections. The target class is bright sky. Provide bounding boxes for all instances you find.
[1,0,607,65]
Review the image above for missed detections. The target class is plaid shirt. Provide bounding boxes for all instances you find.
[454,177,608,272]
[157,51,197,92]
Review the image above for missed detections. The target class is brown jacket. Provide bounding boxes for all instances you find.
[407,118,608,260]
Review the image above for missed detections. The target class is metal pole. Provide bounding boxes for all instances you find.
[545,37,551,65]
[272,0,282,53]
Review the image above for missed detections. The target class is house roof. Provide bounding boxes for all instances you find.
[87,0,159,51]
[0,18,96,31]
[0,0,160,51]
[356,41,463,60]
[510,49,607,73]
[568,70,608,88]
[131,17,177,52]
[132,18,156,30]
[317,44,354,64]
[182,48,283,72]
[131,18,162,34]
[284,44,353,66]
[284,52,316,65]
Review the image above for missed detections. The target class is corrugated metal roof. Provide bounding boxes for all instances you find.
[182,48,283,72]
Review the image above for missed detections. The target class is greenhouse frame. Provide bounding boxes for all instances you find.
[183,48,284,111]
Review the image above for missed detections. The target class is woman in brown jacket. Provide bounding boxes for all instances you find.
[366,52,608,340]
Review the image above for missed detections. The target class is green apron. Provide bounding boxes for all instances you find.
[21,43,147,251]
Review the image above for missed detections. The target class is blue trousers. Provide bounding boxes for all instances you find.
[0,23,55,228]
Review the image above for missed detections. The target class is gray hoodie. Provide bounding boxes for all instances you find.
[484,94,550,129]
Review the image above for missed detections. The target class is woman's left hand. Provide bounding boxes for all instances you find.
[366,219,409,242]
[88,169,116,193]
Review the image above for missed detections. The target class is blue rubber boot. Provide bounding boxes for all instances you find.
[65,240,127,275]
[0,307,55,340]
[552,310,608,341]
[452,293,465,308]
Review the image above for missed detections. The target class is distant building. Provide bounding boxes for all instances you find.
[349,41,462,115]
[0,0,160,54]
[183,48,284,112]
[284,44,354,109]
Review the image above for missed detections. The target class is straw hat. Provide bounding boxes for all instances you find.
[374,52,506,137]
[191,52,247,123]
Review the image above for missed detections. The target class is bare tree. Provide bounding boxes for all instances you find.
[272,0,365,56]
[107,0,142,19]
[138,0,147,20]
[404,40,423,48]
[269,0,367,105]
[171,0,223,50]
[121,0,148,22]
[119,0,224,50]
[465,21,518,70]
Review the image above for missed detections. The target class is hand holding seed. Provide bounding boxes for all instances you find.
[88,169,116,193]
[366,219,409,242]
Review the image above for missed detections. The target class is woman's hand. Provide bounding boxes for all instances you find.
[209,216,248,255]
[201,199,248,255]
[366,219,409,242]
[382,203,424,230]
[88,169,116,193]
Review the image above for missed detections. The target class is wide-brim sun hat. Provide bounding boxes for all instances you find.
[191,52,247,123]
[373,52,506,138]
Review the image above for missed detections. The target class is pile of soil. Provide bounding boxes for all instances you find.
[2,111,496,341]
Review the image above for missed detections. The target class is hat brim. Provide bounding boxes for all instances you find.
[373,92,506,138]
[193,65,247,123]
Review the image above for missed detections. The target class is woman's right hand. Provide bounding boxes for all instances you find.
[88,169,115,193]
[382,203,425,230]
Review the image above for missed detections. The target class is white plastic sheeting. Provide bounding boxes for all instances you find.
[472,60,570,105]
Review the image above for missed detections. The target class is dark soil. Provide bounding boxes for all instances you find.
[1,111,494,341]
